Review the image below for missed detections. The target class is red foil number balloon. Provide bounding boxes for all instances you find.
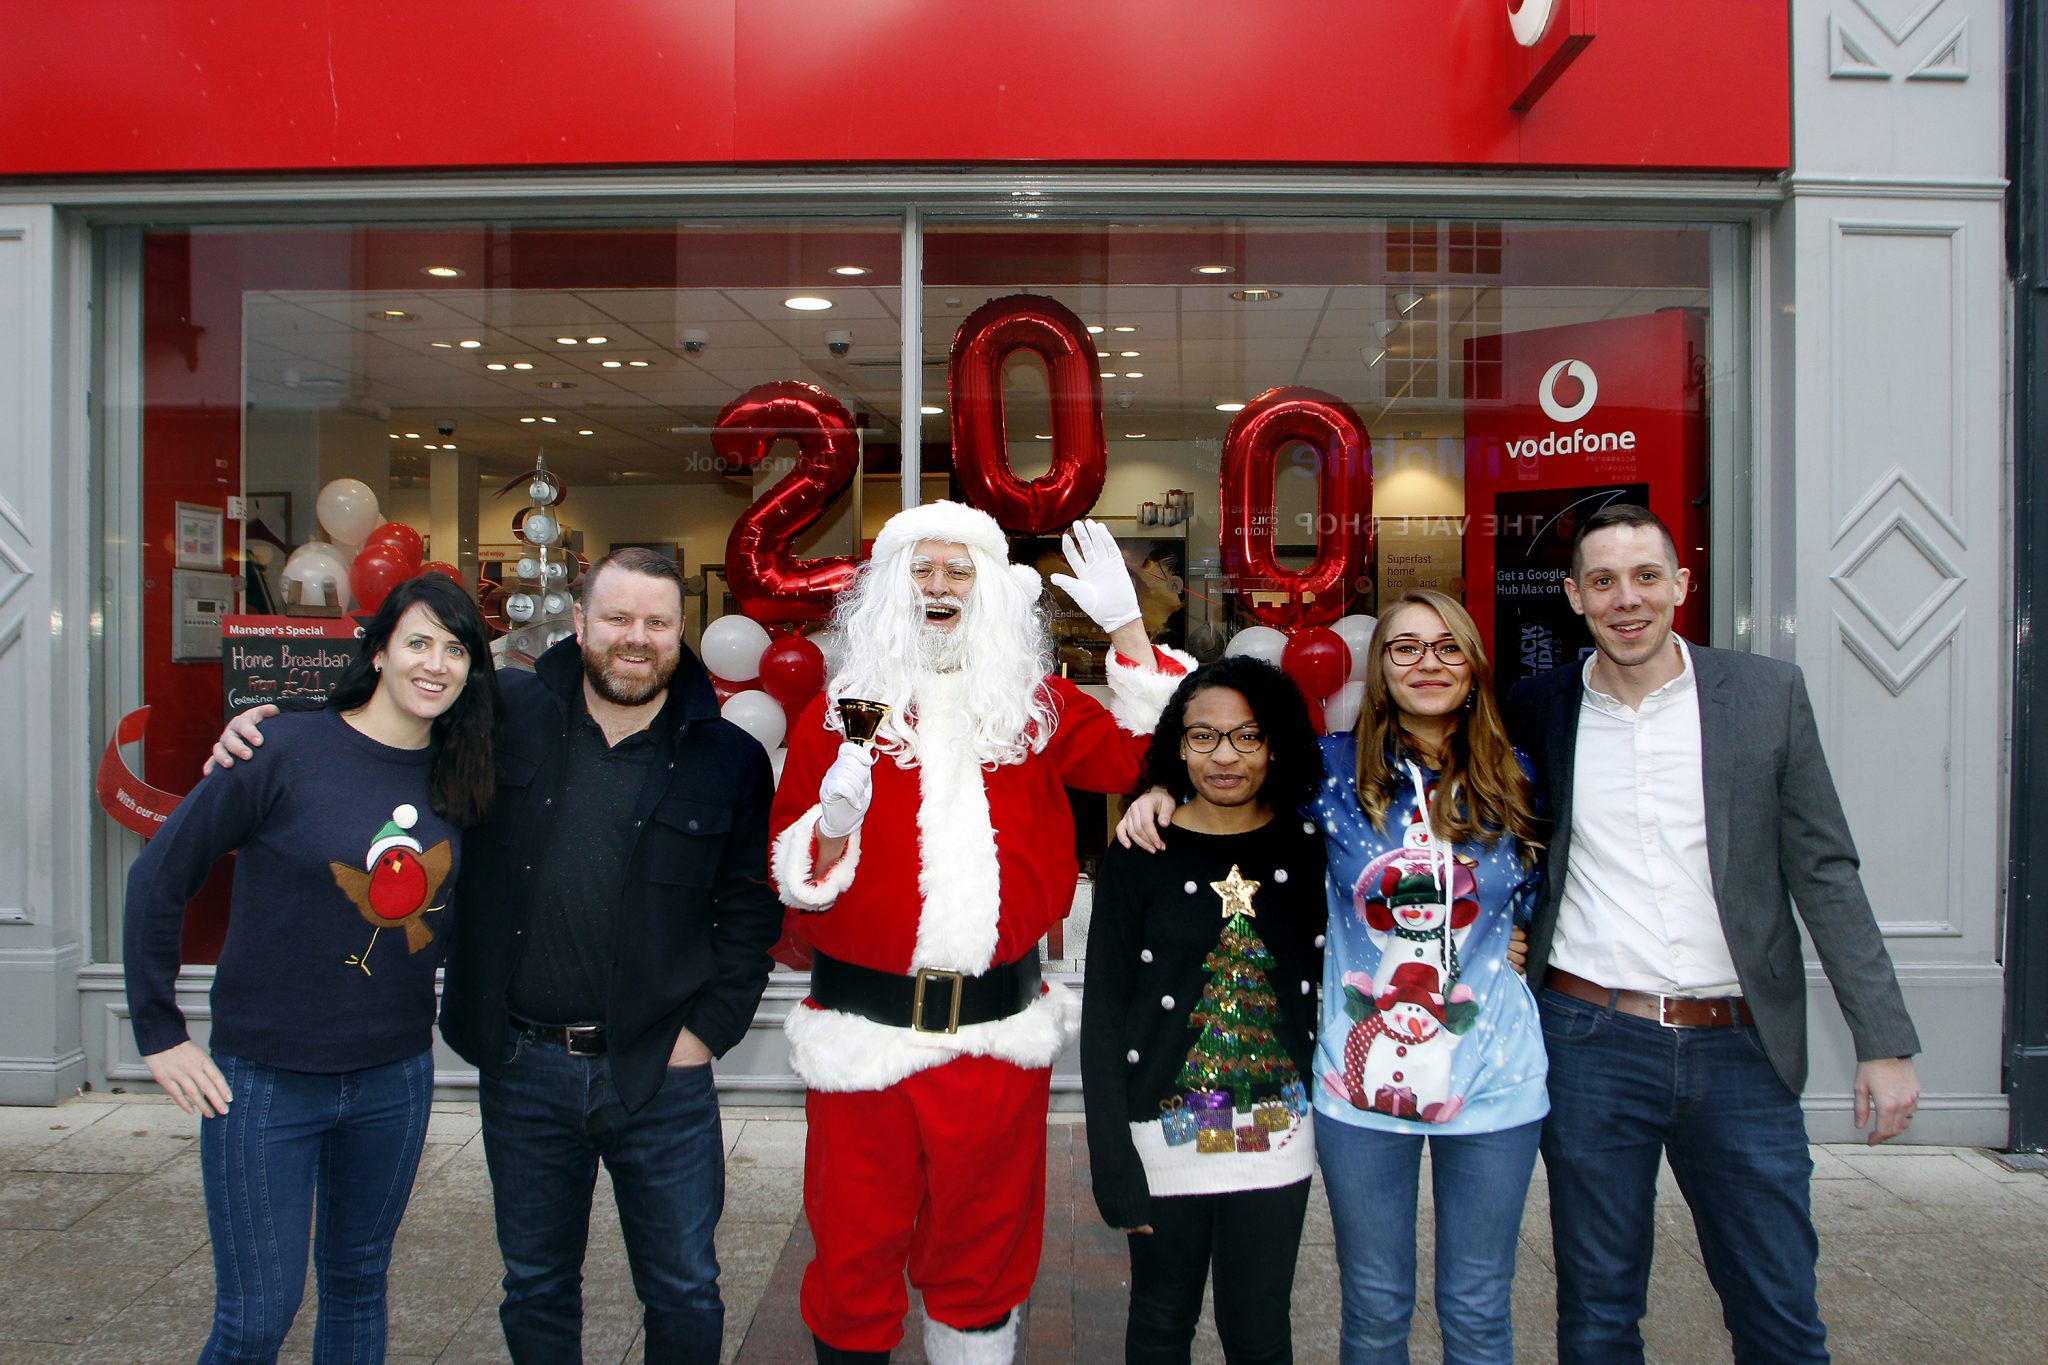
[948,294,1106,533]
[1220,387,1373,628]
[717,382,862,626]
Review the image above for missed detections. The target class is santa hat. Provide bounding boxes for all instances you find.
[364,804,422,870]
[1373,864,1444,912]
[1375,961,1448,1021]
[868,501,1042,596]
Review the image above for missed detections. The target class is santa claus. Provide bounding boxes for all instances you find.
[770,501,1191,1364]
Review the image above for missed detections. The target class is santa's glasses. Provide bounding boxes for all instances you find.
[1183,723,1266,754]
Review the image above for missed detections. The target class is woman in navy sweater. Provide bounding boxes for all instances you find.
[124,573,498,1364]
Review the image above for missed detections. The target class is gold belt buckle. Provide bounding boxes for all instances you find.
[913,968,965,1035]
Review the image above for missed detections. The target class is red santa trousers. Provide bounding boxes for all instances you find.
[801,1053,1052,1352]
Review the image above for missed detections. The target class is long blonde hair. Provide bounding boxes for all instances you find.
[1354,590,1540,863]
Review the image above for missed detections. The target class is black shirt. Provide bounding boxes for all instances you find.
[505,696,665,1024]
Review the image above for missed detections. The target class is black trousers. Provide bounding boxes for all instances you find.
[1123,1178,1312,1365]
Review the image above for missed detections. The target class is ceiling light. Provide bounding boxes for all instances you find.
[1396,290,1426,314]
[371,309,420,322]
[486,362,509,371]
[1125,432,1148,439]
[1215,402,1246,413]
[1193,265,1232,275]
[585,336,608,344]
[388,432,401,439]
[512,362,534,370]
[519,417,537,424]
[578,429,595,436]
[920,405,944,415]
[430,341,454,349]
[832,266,869,276]
[1101,370,1117,379]
[1097,350,1111,358]
[555,337,580,345]
[458,339,482,348]
[628,360,651,367]
[1034,433,1053,440]
[1120,350,1140,358]
[1230,289,1281,302]
[601,360,623,368]
[1124,371,1145,379]
[1114,325,1138,333]
[784,296,834,311]
[443,443,456,449]
[422,266,464,278]
[403,431,421,439]
[1087,325,1105,335]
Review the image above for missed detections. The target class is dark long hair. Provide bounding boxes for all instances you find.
[327,574,499,827]
[1136,655,1320,816]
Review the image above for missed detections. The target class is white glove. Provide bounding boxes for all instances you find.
[816,741,878,840]
[1050,519,1142,633]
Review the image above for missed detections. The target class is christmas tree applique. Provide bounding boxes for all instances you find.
[329,804,452,975]
[1177,865,1302,1115]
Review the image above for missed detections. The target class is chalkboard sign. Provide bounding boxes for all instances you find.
[220,615,366,718]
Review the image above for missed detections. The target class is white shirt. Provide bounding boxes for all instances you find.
[1549,640,1742,996]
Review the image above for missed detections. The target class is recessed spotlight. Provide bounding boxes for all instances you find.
[1125,432,1148,439]
[388,432,401,439]
[1230,289,1282,303]
[1215,402,1246,412]
[1034,433,1053,440]
[458,339,482,348]
[628,360,651,368]
[1124,371,1145,379]
[1114,325,1138,333]
[585,336,608,345]
[512,362,535,370]
[784,296,834,311]
[403,432,421,439]
[423,266,464,278]
[1120,350,1140,358]
[831,266,869,276]
[486,362,509,371]
[443,443,456,450]
[370,309,420,322]
[430,341,454,349]
[920,405,944,415]
[1087,325,1105,335]
[555,337,580,345]
[1101,370,1117,379]
[1193,265,1232,275]
[578,429,595,436]
[519,417,537,424]
[1097,350,1111,358]
[424,443,439,450]
[540,416,557,423]
[601,360,624,368]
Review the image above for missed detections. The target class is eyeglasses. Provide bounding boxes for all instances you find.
[1384,638,1468,667]
[909,558,975,586]
[1183,723,1266,754]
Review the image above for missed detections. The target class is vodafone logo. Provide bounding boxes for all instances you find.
[1507,0,1561,47]
[1538,358,1597,423]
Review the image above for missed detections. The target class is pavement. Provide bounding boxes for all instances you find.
[4,1096,2047,1363]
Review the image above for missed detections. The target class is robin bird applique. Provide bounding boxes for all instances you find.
[330,804,452,975]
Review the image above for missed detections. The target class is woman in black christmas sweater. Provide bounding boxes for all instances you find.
[1081,656,1326,1365]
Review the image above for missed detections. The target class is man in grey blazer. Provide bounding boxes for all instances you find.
[1505,504,1920,1364]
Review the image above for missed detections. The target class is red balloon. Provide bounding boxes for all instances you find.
[716,382,862,626]
[948,294,1106,533]
[349,548,410,614]
[363,522,425,572]
[1281,626,1350,703]
[1220,387,1373,628]
[420,561,462,582]
[710,674,762,705]
[758,635,826,707]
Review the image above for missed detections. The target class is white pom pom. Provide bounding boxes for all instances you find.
[393,804,418,829]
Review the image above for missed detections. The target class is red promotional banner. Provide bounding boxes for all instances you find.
[1462,311,1708,690]
[96,708,185,838]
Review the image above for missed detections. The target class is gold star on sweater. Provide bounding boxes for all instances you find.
[1211,864,1261,919]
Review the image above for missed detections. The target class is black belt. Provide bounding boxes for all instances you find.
[510,1014,607,1055]
[809,951,1042,1035]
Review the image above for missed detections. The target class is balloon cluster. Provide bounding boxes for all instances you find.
[492,457,583,665]
[1224,613,1378,736]
[281,478,451,615]
[699,616,833,786]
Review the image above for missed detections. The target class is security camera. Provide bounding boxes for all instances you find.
[435,417,456,438]
[681,329,711,355]
[1115,389,1136,410]
[825,329,854,358]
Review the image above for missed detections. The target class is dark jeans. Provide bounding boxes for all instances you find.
[1316,1113,1542,1365]
[479,1026,725,1364]
[1539,988,1828,1364]
[199,1049,434,1364]
[1124,1179,1312,1365]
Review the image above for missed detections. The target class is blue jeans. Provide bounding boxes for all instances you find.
[198,1049,434,1364]
[478,1027,725,1364]
[1539,988,1827,1364]
[1316,1112,1541,1365]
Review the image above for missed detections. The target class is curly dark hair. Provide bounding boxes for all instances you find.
[1135,655,1321,816]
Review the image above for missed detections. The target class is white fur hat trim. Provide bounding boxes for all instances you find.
[871,500,1011,565]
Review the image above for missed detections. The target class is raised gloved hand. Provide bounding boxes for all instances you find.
[816,740,879,840]
[1050,519,1141,633]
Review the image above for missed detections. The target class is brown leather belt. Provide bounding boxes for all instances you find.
[1544,968,1754,1029]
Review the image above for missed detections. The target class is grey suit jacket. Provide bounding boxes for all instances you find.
[1506,644,1919,1094]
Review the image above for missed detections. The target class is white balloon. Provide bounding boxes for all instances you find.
[1223,624,1287,666]
[1324,681,1366,735]
[316,479,382,545]
[700,614,772,682]
[722,690,787,751]
[769,746,789,785]
[1333,613,1379,682]
[807,627,845,678]
[282,542,351,609]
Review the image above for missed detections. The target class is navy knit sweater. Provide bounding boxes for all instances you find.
[123,708,462,1073]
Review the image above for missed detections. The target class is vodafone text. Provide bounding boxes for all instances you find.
[1505,428,1637,461]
